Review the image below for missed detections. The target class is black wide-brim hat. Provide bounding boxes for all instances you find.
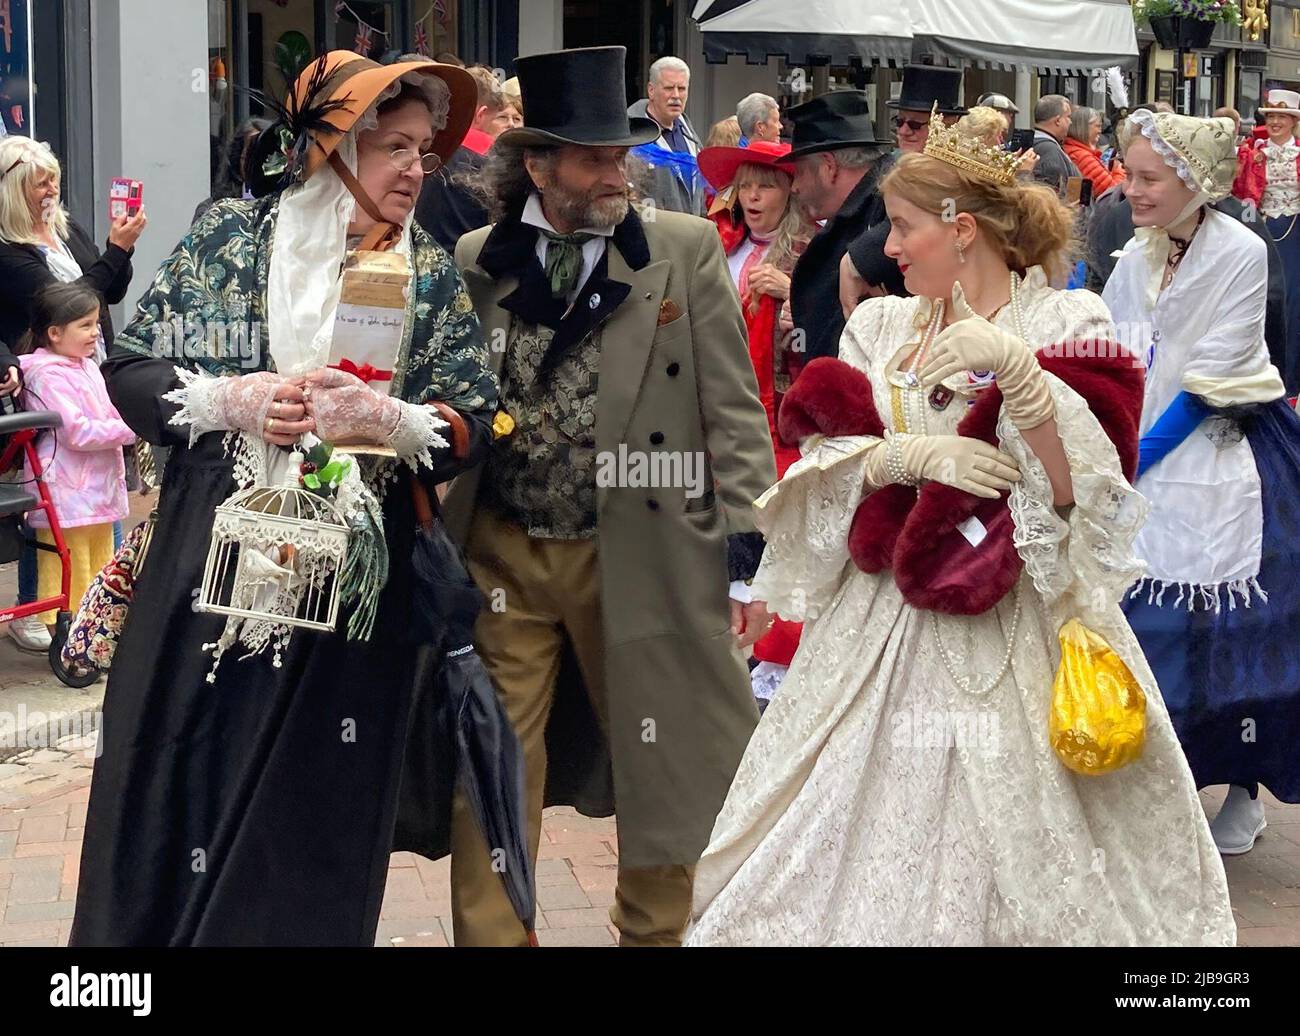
[496,46,660,148]
[887,64,967,117]
[785,90,893,159]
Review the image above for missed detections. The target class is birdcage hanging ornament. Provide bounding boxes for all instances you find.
[197,449,352,679]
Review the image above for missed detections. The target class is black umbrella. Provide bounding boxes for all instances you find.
[406,480,538,945]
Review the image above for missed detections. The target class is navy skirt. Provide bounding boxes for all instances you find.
[1123,399,1300,802]
[1266,214,1300,393]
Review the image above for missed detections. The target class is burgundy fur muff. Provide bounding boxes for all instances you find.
[893,344,1144,615]
[848,483,916,573]
[771,344,1143,617]
[891,380,1022,615]
[776,357,884,447]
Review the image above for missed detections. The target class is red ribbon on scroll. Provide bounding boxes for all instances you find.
[329,358,394,384]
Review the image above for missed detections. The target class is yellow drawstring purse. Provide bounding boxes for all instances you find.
[1049,619,1146,775]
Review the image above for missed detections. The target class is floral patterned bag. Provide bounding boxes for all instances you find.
[61,512,156,672]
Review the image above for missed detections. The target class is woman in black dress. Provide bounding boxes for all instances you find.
[68,52,496,946]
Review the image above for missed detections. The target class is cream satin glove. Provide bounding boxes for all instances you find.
[918,281,1055,430]
[864,432,1022,500]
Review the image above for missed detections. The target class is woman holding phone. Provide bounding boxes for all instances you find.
[0,135,146,654]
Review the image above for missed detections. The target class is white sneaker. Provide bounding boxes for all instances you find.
[1210,785,1267,855]
[6,614,52,653]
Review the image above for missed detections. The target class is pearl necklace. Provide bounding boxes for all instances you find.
[927,269,1028,698]
[892,272,1027,437]
[904,299,945,388]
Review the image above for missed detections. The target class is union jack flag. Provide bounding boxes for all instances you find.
[414,21,430,57]
[433,0,448,25]
[354,23,373,55]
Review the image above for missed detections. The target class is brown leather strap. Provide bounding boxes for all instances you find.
[429,401,470,459]
[328,151,401,252]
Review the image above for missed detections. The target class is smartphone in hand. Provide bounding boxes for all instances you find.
[109,178,144,220]
[1004,128,1036,153]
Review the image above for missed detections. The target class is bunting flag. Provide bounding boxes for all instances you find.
[433,1,448,26]
[415,21,430,57]
[354,22,373,55]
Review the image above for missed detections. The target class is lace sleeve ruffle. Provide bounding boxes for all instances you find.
[749,434,880,622]
[162,366,227,447]
[999,375,1148,613]
[389,399,450,470]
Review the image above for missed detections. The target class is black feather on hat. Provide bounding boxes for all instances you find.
[242,55,354,198]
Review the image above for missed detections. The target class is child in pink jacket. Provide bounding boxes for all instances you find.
[18,283,135,624]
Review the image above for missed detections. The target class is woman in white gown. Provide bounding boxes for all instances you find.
[685,110,1234,947]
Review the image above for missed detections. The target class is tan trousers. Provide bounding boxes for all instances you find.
[450,508,694,947]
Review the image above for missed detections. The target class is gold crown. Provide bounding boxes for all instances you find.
[922,103,1020,187]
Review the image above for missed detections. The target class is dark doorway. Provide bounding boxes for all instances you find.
[564,0,645,103]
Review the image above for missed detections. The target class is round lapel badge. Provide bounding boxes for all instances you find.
[589,293,602,310]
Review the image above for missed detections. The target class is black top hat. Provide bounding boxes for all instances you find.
[496,46,659,148]
[887,65,967,117]
[785,91,892,159]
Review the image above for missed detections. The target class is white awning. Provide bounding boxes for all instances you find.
[691,0,913,67]
[692,0,1139,73]
[907,0,1139,73]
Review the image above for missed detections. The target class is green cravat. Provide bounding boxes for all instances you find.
[539,228,596,300]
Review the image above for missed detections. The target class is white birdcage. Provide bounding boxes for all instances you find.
[197,456,351,634]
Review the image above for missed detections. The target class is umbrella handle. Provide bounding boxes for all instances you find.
[527,928,540,947]
[412,479,435,526]
[429,401,470,459]
[410,403,468,526]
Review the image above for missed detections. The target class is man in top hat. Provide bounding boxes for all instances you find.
[783,90,893,364]
[888,64,967,155]
[442,45,775,947]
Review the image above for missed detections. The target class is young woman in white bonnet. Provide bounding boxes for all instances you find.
[1105,109,1300,857]
[68,53,498,946]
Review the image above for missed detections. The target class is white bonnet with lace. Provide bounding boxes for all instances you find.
[1119,110,1236,203]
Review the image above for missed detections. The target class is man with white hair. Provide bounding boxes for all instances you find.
[737,92,781,144]
[627,56,704,213]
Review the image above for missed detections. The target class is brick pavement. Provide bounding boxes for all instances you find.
[1,733,1299,946]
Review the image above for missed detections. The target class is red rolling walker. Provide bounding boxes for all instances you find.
[0,399,99,687]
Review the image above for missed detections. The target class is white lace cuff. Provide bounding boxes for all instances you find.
[387,400,450,470]
[163,366,229,447]
[1000,374,1148,615]
[750,434,880,623]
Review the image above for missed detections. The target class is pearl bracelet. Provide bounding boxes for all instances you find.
[884,431,918,488]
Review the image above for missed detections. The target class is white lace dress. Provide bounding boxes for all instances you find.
[685,270,1235,947]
